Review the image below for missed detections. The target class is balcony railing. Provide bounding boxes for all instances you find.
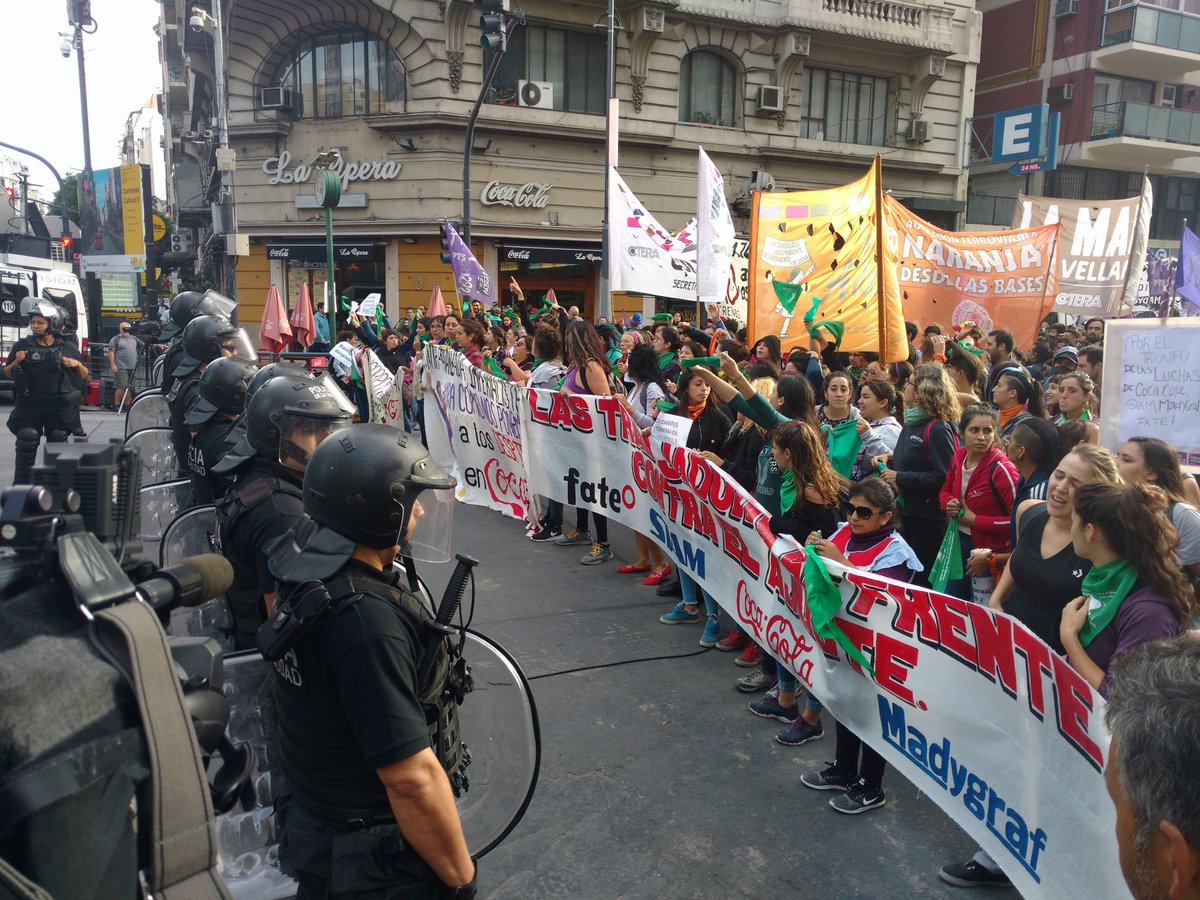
[1090,100,1200,146]
[1101,4,1200,51]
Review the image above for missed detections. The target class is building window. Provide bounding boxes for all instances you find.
[679,50,737,126]
[490,24,606,114]
[276,29,405,118]
[801,68,889,146]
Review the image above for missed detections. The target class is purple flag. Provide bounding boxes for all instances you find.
[1175,225,1200,311]
[443,219,495,304]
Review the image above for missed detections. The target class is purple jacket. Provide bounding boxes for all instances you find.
[1086,585,1182,697]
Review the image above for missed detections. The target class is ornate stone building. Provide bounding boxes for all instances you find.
[157,0,981,323]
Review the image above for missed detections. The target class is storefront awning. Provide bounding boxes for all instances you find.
[499,244,602,265]
[267,243,379,263]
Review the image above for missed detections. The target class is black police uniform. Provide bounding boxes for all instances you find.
[271,560,454,899]
[5,334,84,439]
[159,338,186,395]
[167,371,202,477]
[215,460,305,648]
[186,414,237,504]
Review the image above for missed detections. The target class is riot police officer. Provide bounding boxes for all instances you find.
[159,290,237,394]
[263,423,476,899]
[184,356,257,504]
[167,315,254,478]
[213,373,354,647]
[2,302,89,479]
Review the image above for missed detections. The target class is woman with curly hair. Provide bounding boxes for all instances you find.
[1053,372,1098,426]
[1060,482,1195,697]
[875,364,961,583]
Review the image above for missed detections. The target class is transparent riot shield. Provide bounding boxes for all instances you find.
[125,389,171,438]
[161,506,234,651]
[124,427,180,487]
[136,480,193,564]
[151,352,165,387]
[213,632,538,898]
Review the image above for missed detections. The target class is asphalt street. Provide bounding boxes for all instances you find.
[1,407,1007,899]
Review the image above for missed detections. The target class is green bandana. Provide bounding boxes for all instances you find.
[802,550,876,677]
[773,281,804,315]
[681,355,720,371]
[929,514,963,594]
[779,470,796,514]
[533,305,554,319]
[803,295,825,325]
[956,340,984,357]
[822,420,862,480]
[483,356,506,379]
[808,320,844,349]
[1078,557,1138,646]
[903,407,929,426]
[658,351,677,371]
[652,312,672,324]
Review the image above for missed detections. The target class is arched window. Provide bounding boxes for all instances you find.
[276,29,405,118]
[679,50,737,126]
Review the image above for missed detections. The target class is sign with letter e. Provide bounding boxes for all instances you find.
[991,105,1048,164]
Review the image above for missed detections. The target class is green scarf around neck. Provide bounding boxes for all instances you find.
[779,470,796,514]
[903,406,930,426]
[658,350,677,370]
[1078,557,1138,646]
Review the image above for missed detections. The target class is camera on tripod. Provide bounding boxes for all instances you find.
[132,318,163,342]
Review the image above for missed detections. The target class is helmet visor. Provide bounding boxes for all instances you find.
[278,413,351,469]
[401,487,455,564]
[309,371,359,416]
[220,329,257,362]
[198,290,237,320]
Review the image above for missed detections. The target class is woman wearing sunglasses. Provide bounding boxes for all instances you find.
[797,477,922,814]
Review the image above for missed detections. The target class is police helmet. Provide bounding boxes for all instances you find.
[169,289,236,329]
[304,424,457,555]
[29,300,66,334]
[246,361,304,403]
[185,357,258,427]
[244,373,355,464]
[180,315,255,369]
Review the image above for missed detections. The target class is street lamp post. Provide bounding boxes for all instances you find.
[597,0,619,324]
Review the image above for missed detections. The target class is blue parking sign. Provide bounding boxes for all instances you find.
[991,104,1048,164]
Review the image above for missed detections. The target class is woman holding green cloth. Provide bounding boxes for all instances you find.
[1059,481,1193,698]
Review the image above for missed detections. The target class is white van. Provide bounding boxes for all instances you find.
[1,262,89,400]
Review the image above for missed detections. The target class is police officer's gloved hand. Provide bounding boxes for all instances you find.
[443,858,478,899]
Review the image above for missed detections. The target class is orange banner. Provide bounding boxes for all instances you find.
[883,197,1059,350]
[748,159,906,362]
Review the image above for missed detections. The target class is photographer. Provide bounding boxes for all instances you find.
[106,321,143,411]
[3,302,88,468]
[266,424,477,899]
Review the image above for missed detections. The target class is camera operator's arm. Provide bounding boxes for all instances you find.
[106,340,117,373]
[377,749,475,890]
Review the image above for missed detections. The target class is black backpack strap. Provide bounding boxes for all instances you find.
[91,599,230,899]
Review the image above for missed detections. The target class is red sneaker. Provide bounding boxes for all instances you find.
[715,631,750,653]
[734,644,762,667]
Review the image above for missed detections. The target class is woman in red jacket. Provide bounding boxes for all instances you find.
[938,404,1019,602]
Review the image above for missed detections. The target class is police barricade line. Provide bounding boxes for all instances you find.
[136,480,193,566]
[124,427,182,488]
[125,390,171,439]
[421,345,1126,900]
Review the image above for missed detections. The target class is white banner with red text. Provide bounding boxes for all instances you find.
[421,357,1127,899]
[422,344,531,521]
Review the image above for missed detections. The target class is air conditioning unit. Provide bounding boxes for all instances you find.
[168,230,193,255]
[1048,82,1074,103]
[259,87,293,110]
[518,80,554,109]
[1053,0,1078,17]
[749,170,776,192]
[1160,83,1178,107]
[906,119,930,143]
[756,85,784,115]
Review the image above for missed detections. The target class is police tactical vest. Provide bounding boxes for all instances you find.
[14,340,67,399]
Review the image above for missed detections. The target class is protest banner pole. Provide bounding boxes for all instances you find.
[873,155,890,359]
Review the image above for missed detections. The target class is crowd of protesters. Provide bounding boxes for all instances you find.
[341,287,1198,889]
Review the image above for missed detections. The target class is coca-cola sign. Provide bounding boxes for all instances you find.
[480,181,552,209]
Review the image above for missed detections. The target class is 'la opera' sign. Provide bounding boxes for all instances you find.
[262,150,402,189]
[480,181,552,209]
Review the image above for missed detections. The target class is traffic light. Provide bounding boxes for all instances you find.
[479,0,508,51]
[440,222,451,265]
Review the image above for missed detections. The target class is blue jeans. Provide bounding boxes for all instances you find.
[543,498,563,528]
[679,571,717,618]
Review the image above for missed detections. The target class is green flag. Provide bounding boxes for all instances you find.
[823,420,863,480]
[772,280,804,314]
[803,550,876,677]
[929,517,964,594]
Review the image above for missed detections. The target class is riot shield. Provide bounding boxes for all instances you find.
[125,389,171,438]
[136,479,193,564]
[151,352,165,387]
[161,506,234,652]
[213,632,538,896]
[124,427,180,487]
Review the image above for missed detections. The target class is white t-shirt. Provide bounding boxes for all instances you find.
[1170,501,1200,566]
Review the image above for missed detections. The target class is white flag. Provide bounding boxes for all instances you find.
[1121,175,1153,317]
[696,147,736,304]
[607,166,698,301]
